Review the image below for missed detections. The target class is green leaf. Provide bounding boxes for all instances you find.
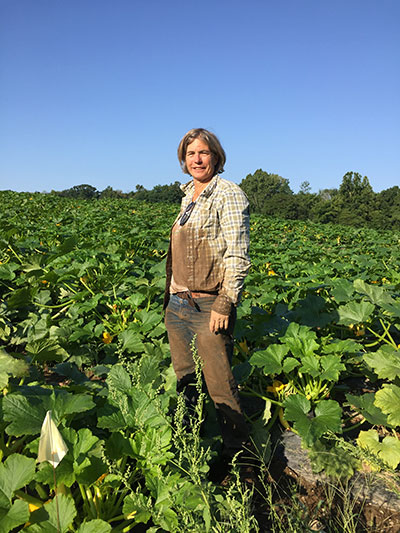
[284,396,342,447]
[319,355,346,382]
[2,394,45,435]
[26,494,77,532]
[337,300,375,326]
[353,279,394,306]
[0,454,36,517]
[322,339,361,355]
[364,346,400,380]
[53,392,95,421]
[375,384,400,427]
[308,439,358,479]
[7,287,34,309]
[283,394,311,424]
[0,499,29,532]
[123,491,152,525]
[357,429,400,469]
[282,322,319,359]
[382,302,400,318]
[282,357,300,373]
[299,354,320,377]
[136,355,164,387]
[25,339,68,363]
[135,309,162,333]
[127,293,146,308]
[76,520,112,533]
[0,264,17,281]
[98,407,130,432]
[331,279,354,303]
[380,436,400,469]
[249,344,289,374]
[130,388,166,428]
[3,390,95,436]
[118,327,145,354]
[0,351,28,389]
[56,235,78,256]
[107,365,132,395]
[346,393,388,426]
[293,294,333,327]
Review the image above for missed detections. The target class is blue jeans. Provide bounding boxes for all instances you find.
[165,294,249,457]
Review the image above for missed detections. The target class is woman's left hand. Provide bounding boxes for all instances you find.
[209,310,229,333]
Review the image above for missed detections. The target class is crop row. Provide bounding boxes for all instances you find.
[0,190,399,531]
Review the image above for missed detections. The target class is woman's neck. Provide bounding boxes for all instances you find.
[192,178,212,201]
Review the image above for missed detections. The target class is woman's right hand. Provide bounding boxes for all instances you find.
[209,310,229,333]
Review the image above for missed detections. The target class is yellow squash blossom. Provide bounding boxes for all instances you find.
[29,503,41,513]
[238,340,249,355]
[267,380,286,396]
[102,332,113,344]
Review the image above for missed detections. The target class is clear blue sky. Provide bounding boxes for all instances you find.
[1,0,399,194]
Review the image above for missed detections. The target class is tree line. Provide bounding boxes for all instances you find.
[52,170,400,230]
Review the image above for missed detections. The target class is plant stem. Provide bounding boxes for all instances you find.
[242,387,282,407]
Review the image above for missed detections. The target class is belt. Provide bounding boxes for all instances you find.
[175,291,218,299]
[174,290,217,309]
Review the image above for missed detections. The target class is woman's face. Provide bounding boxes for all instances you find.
[185,138,215,184]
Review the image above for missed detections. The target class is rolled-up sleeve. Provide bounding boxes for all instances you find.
[212,188,251,315]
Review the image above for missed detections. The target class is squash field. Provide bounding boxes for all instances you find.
[0,190,399,532]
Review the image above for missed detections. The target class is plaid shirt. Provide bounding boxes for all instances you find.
[164,175,250,315]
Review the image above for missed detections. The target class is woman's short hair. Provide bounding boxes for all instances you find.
[177,128,226,175]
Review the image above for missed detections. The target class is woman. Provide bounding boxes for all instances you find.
[164,128,251,477]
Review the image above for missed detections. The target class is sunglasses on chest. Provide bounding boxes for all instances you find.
[179,201,196,226]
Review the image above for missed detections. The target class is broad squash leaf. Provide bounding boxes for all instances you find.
[119,327,146,354]
[0,499,29,532]
[319,355,346,382]
[346,393,387,426]
[0,351,28,389]
[353,279,394,306]
[0,454,36,519]
[364,345,400,380]
[282,322,319,359]
[374,384,400,427]
[3,390,95,436]
[337,300,374,326]
[299,354,320,377]
[284,396,342,447]
[249,344,289,373]
[331,279,354,303]
[76,520,112,533]
[357,429,400,469]
[26,494,77,532]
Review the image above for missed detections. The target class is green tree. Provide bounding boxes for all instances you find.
[299,180,312,194]
[240,169,293,213]
[99,186,125,199]
[373,186,400,229]
[58,184,99,199]
[134,182,183,204]
[336,172,376,226]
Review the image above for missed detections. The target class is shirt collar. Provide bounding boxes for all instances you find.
[180,175,219,199]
